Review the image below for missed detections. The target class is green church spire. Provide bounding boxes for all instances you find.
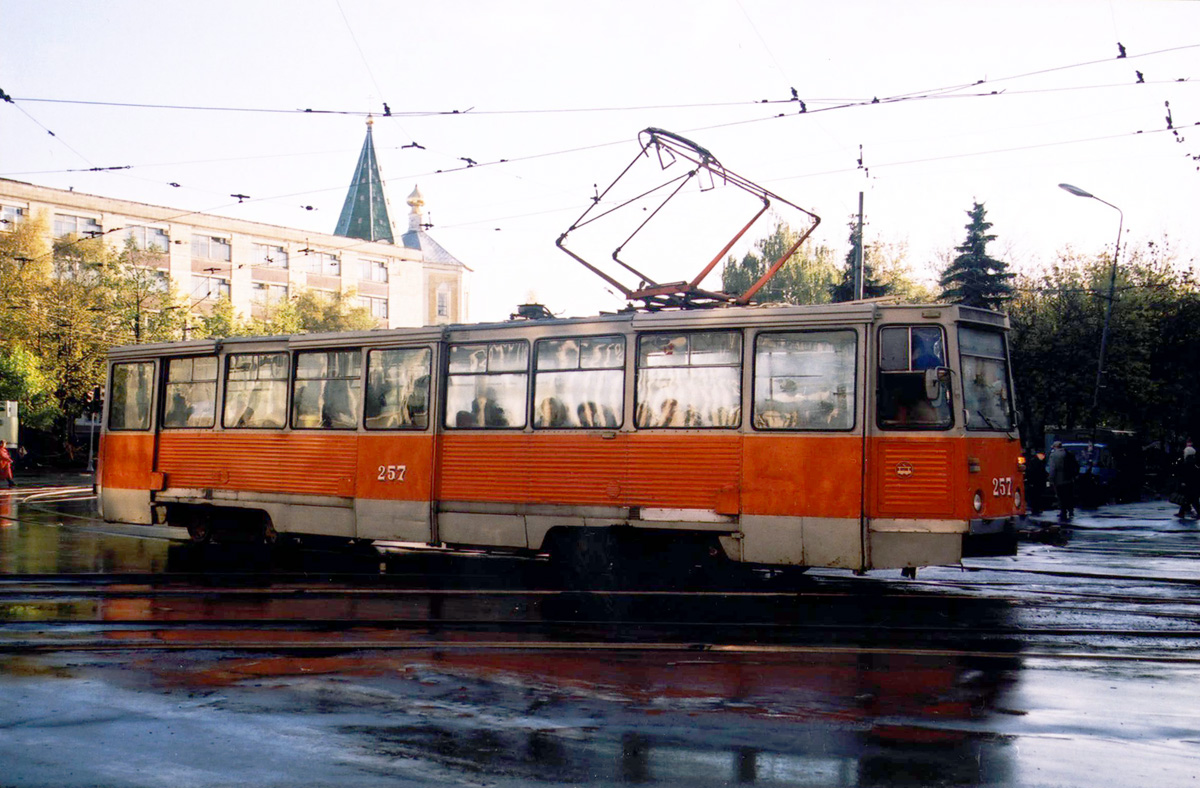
[334,117,394,243]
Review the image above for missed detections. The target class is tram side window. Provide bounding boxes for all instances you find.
[959,326,1013,431]
[445,341,528,429]
[877,326,952,429]
[293,350,362,429]
[163,356,217,428]
[636,331,741,428]
[365,347,431,430]
[108,362,154,431]
[533,335,624,428]
[754,330,856,430]
[223,352,288,429]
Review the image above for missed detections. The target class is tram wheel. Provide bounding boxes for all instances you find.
[186,521,212,544]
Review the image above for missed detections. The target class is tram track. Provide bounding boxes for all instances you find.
[2,634,1198,665]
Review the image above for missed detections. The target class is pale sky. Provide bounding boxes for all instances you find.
[2,0,1198,321]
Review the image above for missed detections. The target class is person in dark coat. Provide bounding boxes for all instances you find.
[1175,443,1199,519]
[1023,447,1048,515]
[1045,441,1078,520]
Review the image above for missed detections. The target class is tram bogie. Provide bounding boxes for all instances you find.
[97,302,1022,575]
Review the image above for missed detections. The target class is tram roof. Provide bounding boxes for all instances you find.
[107,301,1007,361]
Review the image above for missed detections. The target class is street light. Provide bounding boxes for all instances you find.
[1058,183,1124,425]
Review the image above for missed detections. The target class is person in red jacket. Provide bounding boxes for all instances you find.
[0,440,15,488]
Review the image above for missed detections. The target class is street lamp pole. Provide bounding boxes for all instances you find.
[1058,183,1124,421]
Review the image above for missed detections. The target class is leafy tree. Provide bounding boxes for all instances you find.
[721,221,837,305]
[829,218,893,302]
[1009,238,1200,445]
[939,202,1015,310]
[0,345,56,430]
[293,290,378,333]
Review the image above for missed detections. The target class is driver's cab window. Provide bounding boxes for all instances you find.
[877,326,952,429]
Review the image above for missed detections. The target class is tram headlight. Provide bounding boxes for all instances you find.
[973,490,984,513]
[1014,489,1022,510]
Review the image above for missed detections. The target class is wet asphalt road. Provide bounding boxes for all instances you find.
[1,477,1200,787]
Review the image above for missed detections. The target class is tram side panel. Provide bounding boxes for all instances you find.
[435,432,742,551]
[740,434,865,568]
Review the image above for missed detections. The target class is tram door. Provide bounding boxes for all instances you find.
[355,344,437,542]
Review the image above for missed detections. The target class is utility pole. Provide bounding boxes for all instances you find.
[854,192,865,301]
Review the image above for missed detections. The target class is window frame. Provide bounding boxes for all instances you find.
[634,330,743,430]
[53,213,101,239]
[444,339,530,430]
[125,225,170,252]
[161,355,219,430]
[364,346,433,431]
[291,348,363,430]
[191,235,232,262]
[107,361,156,432]
[875,324,955,431]
[253,243,289,269]
[532,334,626,430]
[958,325,1015,432]
[751,328,859,432]
[221,351,290,430]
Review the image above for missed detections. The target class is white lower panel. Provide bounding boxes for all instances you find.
[101,487,152,525]
[356,499,431,542]
[869,518,968,534]
[739,515,862,569]
[438,512,527,549]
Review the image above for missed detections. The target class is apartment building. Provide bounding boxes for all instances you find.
[0,123,467,329]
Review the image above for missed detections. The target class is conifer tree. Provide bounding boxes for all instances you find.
[829,218,891,302]
[939,202,1015,310]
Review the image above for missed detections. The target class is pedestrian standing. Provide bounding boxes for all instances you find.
[1023,447,1048,515]
[0,440,15,488]
[1173,441,1199,519]
[1046,441,1078,520]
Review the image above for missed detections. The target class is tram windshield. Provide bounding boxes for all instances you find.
[959,326,1013,431]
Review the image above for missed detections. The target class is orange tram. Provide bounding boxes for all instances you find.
[97,301,1024,574]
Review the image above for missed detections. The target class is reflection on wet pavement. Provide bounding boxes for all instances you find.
[4,488,1200,786]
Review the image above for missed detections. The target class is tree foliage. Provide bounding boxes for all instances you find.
[0,211,382,453]
[829,218,894,302]
[1009,238,1200,445]
[939,202,1015,310]
[721,221,838,305]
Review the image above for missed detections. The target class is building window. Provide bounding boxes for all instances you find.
[300,251,340,276]
[292,349,362,429]
[191,235,231,261]
[360,258,388,282]
[253,243,288,269]
[1,205,25,230]
[436,284,451,318]
[54,214,101,239]
[147,270,170,293]
[252,282,289,305]
[445,341,528,429]
[636,331,742,428]
[191,275,230,302]
[359,295,388,320]
[533,336,624,428]
[125,225,169,252]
